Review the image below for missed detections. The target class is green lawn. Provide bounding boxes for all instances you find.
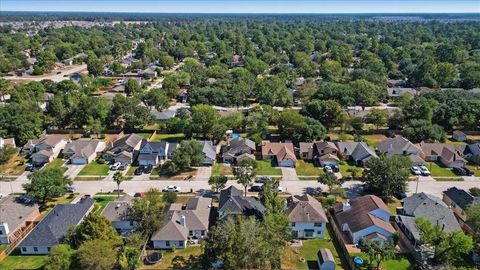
[283,225,347,270]
[0,153,27,176]
[351,253,413,270]
[141,246,202,269]
[152,133,185,142]
[78,160,110,176]
[434,177,464,181]
[0,244,6,253]
[0,252,47,270]
[363,134,387,148]
[43,158,67,173]
[126,165,138,176]
[212,163,233,176]
[426,162,456,177]
[466,164,480,177]
[93,195,117,213]
[256,160,282,176]
[295,160,323,176]
[136,132,154,139]
[339,163,363,179]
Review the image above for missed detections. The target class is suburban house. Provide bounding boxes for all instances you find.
[313,141,340,167]
[378,136,424,165]
[285,194,328,239]
[333,195,396,244]
[151,197,212,249]
[0,137,16,149]
[299,142,314,160]
[0,196,40,244]
[62,139,105,164]
[335,142,377,166]
[442,187,480,232]
[396,193,460,247]
[221,137,256,164]
[317,248,336,270]
[22,135,68,166]
[137,141,178,166]
[101,194,136,233]
[418,142,466,168]
[151,109,176,121]
[261,140,297,167]
[18,198,94,254]
[218,186,266,219]
[199,141,217,166]
[462,143,480,164]
[452,130,467,142]
[103,134,143,164]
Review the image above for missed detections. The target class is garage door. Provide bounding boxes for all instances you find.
[71,158,87,165]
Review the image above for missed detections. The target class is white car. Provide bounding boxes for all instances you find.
[163,185,181,192]
[411,166,422,175]
[110,162,121,171]
[419,166,431,176]
[277,186,284,193]
[324,166,333,173]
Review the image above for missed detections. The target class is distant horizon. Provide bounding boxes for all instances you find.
[2,11,479,15]
[2,0,480,14]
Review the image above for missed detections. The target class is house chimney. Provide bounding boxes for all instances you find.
[179,215,186,227]
[342,200,351,211]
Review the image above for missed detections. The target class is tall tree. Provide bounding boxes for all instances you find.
[357,238,395,270]
[190,104,221,139]
[76,239,119,270]
[44,244,74,270]
[130,188,165,237]
[234,158,257,196]
[66,212,122,248]
[23,168,72,206]
[113,171,124,198]
[208,175,228,193]
[362,156,410,198]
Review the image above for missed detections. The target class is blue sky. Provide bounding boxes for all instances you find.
[2,0,479,13]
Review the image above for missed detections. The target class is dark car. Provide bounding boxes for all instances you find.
[255,176,272,183]
[118,163,127,171]
[26,164,34,172]
[249,185,263,192]
[395,191,408,200]
[135,165,145,175]
[461,167,474,176]
[332,165,340,173]
[144,164,153,174]
[453,167,466,176]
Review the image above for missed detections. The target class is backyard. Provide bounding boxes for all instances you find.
[350,253,414,270]
[93,195,117,213]
[0,251,47,270]
[256,160,282,176]
[0,153,27,176]
[140,246,202,269]
[78,160,110,176]
[338,163,364,179]
[282,226,347,270]
[152,133,185,142]
[295,160,323,177]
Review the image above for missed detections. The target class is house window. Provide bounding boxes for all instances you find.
[0,231,3,235]
[317,231,323,234]
[314,223,322,227]
[33,247,38,252]
[291,222,296,227]
[189,231,193,236]
[304,230,314,237]
[179,241,183,247]
[22,247,26,252]
[165,241,170,247]
[201,230,205,236]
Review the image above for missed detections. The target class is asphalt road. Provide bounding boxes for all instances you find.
[4,64,87,82]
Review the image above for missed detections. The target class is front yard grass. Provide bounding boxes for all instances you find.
[295,160,323,176]
[78,160,110,176]
[0,153,27,176]
[43,158,67,173]
[93,195,117,213]
[212,163,233,176]
[0,251,47,270]
[426,162,456,177]
[434,177,464,181]
[141,246,202,269]
[466,164,480,177]
[126,165,138,176]
[339,163,364,179]
[282,225,346,270]
[350,253,413,270]
[256,160,282,176]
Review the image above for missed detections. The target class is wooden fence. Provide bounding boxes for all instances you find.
[0,222,36,262]
[326,212,357,270]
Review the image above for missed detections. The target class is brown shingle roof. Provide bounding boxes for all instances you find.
[261,141,297,162]
[286,194,328,223]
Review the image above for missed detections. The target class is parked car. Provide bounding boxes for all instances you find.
[306,187,323,196]
[331,165,340,173]
[118,163,127,171]
[419,166,431,176]
[135,165,145,175]
[249,185,263,192]
[110,162,121,170]
[26,164,34,171]
[17,195,33,204]
[255,176,272,183]
[277,186,284,192]
[323,166,333,173]
[163,185,180,192]
[453,167,466,176]
[395,191,407,200]
[411,166,422,175]
[144,164,153,174]
[461,167,474,176]
[67,186,76,193]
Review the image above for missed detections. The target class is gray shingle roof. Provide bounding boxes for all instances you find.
[351,142,377,161]
[112,134,143,149]
[20,198,94,248]
[218,186,266,217]
[444,187,480,210]
[63,139,103,159]
[200,141,216,160]
[400,193,460,235]
[286,194,328,223]
[101,195,134,222]
[378,136,419,156]
[0,196,39,234]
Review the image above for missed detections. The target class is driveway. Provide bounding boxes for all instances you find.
[195,166,212,181]
[64,165,86,179]
[281,167,299,181]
